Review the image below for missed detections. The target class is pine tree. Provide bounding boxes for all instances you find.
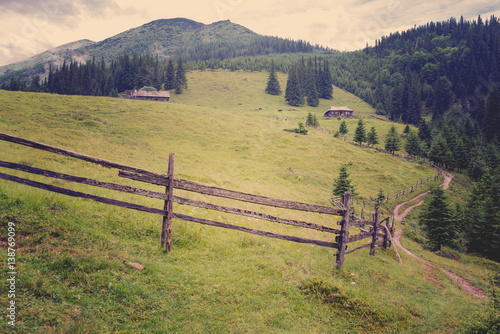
[433,76,454,117]
[484,84,500,141]
[333,163,355,200]
[404,130,421,157]
[418,119,432,144]
[164,58,175,90]
[285,66,304,106]
[174,57,187,94]
[420,186,453,251]
[265,60,282,95]
[429,135,454,168]
[354,118,366,145]
[390,83,404,120]
[320,60,333,99]
[306,61,320,107]
[367,126,379,146]
[467,169,500,261]
[339,120,348,135]
[406,73,422,125]
[385,125,402,154]
[306,112,319,128]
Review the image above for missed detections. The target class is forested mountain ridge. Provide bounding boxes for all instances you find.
[0,18,330,86]
[331,15,500,132]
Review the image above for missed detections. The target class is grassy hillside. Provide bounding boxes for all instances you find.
[0,71,495,333]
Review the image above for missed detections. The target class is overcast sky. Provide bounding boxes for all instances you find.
[1,0,500,66]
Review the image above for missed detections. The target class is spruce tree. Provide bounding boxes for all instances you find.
[333,163,355,200]
[420,186,453,251]
[265,60,282,95]
[339,120,348,135]
[320,60,333,99]
[285,66,304,106]
[306,65,320,107]
[385,125,401,154]
[164,58,175,90]
[406,73,422,125]
[418,119,432,145]
[433,76,454,117]
[390,83,404,120]
[174,57,187,94]
[467,169,500,261]
[354,118,367,145]
[404,130,421,158]
[367,126,379,146]
[306,112,319,128]
[484,84,500,141]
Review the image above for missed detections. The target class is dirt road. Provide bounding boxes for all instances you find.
[392,173,488,300]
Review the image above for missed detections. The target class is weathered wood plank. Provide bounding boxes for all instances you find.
[347,232,372,243]
[0,169,340,249]
[345,243,370,254]
[350,219,374,227]
[165,154,174,254]
[382,223,402,263]
[0,161,166,200]
[173,196,341,234]
[0,172,167,216]
[172,212,338,249]
[345,240,384,255]
[370,205,380,256]
[0,132,161,178]
[336,192,351,268]
[119,171,342,215]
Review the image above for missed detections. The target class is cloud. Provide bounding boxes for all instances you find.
[0,0,121,24]
[1,0,500,66]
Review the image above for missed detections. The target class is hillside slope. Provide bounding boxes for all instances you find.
[0,71,495,332]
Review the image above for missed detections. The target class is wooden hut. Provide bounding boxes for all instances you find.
[324,106,354,118]
[123,90,170,102]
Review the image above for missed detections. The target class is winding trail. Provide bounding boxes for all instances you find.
[392,173,488,300]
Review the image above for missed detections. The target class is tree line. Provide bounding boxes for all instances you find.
[330,16,500,134]
[281,57,333,106]
[177,35,333,62]
[1,53,188,96]
[419,170,499,263]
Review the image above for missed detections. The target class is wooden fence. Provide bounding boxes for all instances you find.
[0,132,398,268]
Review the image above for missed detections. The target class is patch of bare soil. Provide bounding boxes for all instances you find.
[392,174,488,300]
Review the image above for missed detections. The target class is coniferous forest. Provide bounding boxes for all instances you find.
[1,54,188,96]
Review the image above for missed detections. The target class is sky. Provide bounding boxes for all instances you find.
[1,0,500,66]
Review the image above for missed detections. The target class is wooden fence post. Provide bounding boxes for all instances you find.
[383,221,389,249]
[164,153,174,254]
[369,203,380,256]
[336,191,351,269]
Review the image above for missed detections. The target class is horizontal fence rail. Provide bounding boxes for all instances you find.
[0,132,401,268]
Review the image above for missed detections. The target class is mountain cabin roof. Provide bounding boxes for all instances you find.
[324,106,354,117]
[123,90,171,101]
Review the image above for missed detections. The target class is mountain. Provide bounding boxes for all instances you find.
[0,39,95,78]
[74,18,257,62]
[0,18,325,85]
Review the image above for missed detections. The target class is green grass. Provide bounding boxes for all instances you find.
[0,71,496,332]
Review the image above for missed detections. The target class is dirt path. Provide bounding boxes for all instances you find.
[392,173,488,300]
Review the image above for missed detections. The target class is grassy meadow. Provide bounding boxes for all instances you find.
[0,70,496,333]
